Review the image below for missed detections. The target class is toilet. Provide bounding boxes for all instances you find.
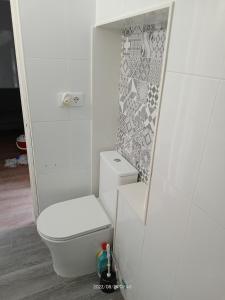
[37,151,138,278]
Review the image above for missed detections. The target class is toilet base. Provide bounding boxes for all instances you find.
[41,227,113,278]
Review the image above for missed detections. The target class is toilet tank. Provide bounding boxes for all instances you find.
[99,151,138,225]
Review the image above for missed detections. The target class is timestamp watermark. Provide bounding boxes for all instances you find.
[93,283,132,290]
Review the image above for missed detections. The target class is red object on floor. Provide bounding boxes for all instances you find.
[16,140,26,151]
[16,134,27,152]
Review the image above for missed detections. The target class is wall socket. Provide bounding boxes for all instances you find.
[59,92,84,107]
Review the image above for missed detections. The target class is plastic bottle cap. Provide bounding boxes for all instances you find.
[101,242,107,251]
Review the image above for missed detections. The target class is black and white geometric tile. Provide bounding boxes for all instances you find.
[147,84,160,109]
[150,29,166,60]
[116,21,167,183]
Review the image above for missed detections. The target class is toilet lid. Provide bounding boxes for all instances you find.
[37,195,111,241]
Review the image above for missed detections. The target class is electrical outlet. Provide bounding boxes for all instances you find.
[59,92,84,107]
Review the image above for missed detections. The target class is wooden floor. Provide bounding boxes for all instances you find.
[0,133,123,299]
[0,131,33,231]
[0,224,124,300]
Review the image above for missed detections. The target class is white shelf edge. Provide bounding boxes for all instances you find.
[95,1,173,28]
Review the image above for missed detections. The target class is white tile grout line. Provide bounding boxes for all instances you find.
[167,70,225,82]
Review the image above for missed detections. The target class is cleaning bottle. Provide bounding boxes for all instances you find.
[97,242,108,277]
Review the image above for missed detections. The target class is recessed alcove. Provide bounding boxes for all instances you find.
[92,3,174,223]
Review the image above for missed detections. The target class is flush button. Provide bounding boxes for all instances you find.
[114,158,121,162]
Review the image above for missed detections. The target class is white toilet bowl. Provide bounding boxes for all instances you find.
[37,195,113,278]
[37,151,138,278]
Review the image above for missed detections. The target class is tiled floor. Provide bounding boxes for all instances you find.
[0,131,33,231]
[0,224,124,300]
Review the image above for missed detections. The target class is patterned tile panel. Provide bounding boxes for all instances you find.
[116,22,167,183]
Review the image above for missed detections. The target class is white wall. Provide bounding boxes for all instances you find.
[96,1,225,299]
[18,0,95,212]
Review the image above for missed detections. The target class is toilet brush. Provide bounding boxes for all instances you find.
[100,244,117,294]
[106,243,111,278]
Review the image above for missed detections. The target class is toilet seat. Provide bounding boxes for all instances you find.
[37,195,111,242]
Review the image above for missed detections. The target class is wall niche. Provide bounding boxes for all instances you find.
[92,4,173,223]
[117,18,167,183]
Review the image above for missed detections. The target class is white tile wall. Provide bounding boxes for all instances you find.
[32,121,72,175]
[26,59,69,122]
[172,205,225,300]
[32,120,91,174]
[67,60,91,120]
[37,168,74,212]
[96,0,225,299]
[70,120,91,170]
[18,0,95,211]
[154,72,219,199]
[26,59,91,123]
[66,0,95,60]
[167,0,225,78]
[19,0,95,60]
[19,0,67,59]
[115,194,145,300]
[138,173,191,300]
[193,81,225,229]
[37,168,91,211]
